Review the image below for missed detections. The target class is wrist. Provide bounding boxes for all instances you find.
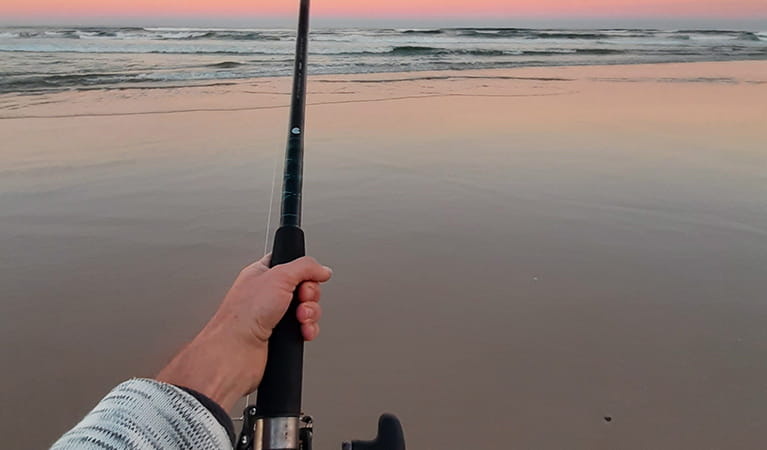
[157,327,267,412]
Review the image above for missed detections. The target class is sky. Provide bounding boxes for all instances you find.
[1,0,766,27]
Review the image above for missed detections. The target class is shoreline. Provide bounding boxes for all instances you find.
[1,60,765,121]
[1,57,766,98]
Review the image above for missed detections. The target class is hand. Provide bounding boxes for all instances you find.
[156,255,332,411]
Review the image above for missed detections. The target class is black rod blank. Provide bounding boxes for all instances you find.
[280,0,310,228]
[254,0,312,420]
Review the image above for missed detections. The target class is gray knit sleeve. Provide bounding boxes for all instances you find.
[51,378,233,450]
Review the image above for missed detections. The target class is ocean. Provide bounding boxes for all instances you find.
[1,26,765,94]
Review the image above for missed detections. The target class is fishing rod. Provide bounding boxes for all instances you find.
[236,1,405,449]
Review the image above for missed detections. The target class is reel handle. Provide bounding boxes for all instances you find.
[343,414,406,450]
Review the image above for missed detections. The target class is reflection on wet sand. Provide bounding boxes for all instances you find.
[0,61,766,449]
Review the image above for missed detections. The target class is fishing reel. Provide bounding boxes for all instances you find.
[237,408,406,450]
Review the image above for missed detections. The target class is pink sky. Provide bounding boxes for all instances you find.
[2,0,766,19]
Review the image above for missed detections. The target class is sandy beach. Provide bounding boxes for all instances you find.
[1,61,766,449]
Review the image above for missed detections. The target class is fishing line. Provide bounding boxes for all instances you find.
[263,154,281,257]
[242,149,282,412]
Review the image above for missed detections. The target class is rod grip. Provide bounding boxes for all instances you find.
[255,225,306,417]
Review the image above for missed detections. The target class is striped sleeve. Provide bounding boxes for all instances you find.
[51,378,233,450]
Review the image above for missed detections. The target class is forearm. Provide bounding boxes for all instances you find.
[51,379,234,450]
[156,317,267,412]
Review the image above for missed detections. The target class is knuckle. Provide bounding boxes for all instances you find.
[241,261,266,274]
[238,267,255,280]
[268,266,294,286]
[301,256,318,266]
[270,264,288,277]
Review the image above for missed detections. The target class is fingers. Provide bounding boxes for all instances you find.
[297,282,321,303]
[298,302,321,341]
[297,302,322,324]
[297,281,322,342]
[301,323,320,342]
[271,256,332,286]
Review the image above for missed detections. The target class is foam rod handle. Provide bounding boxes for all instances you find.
[255,225,306,417]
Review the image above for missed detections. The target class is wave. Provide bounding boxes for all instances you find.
[410,28,654,40]
[456,29,529,38]
[0,69,254,94]
[384,46,515,57]
[389,46,441,55]
[0,27,285,41]
[531,32,613,40]
[0,47,272,55]
[381,46,625,57]
[1,45,748,58]
[177,31,283,41]
[2,26,765,94]
[737,32,761,41]
[674,30,762,41]
[574,48,625,55]
[0,72,136,93]
[676,29,742,34]
[401,29,444,35]
[206,61,244,68]
[520,49,625,56]
[392,28,765,42]
[3,27,763,45]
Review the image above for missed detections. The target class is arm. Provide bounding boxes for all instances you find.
[51,378,234,449]
[51,255,332,450]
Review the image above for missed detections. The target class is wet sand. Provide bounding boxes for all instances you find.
[1,61,766,449]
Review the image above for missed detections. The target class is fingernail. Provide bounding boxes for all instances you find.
[323,266,333,275]
[303,308,314,320]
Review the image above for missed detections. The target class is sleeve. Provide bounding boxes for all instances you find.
[50,378,234,450]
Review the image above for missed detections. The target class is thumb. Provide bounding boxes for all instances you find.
[269,256,333,289]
